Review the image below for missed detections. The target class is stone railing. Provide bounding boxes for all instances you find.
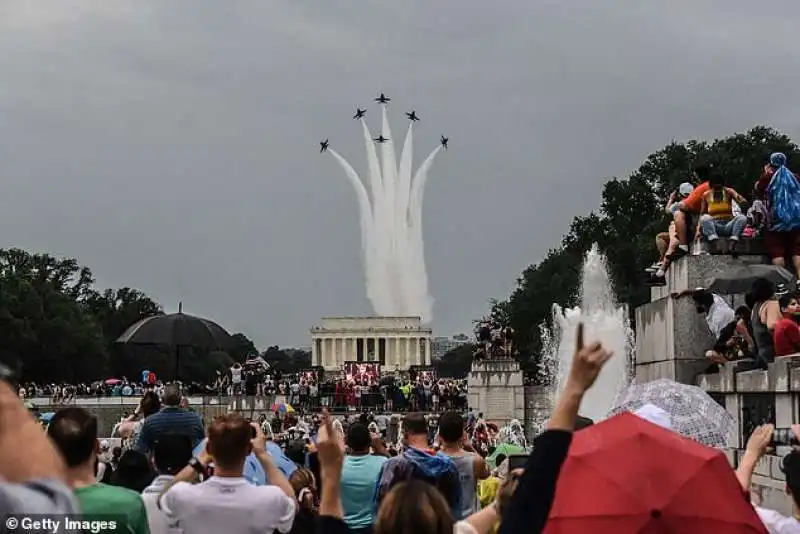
[695,355,800,515]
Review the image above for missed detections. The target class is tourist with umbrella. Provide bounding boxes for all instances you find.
[115,302,235,381]
[608,378,735,448]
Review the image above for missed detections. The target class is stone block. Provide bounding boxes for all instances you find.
[706,237,768,256]
[650,284,669,302]
[634,359,709,384]
[696,364,738,392]
[769,355,800,392]
[635,296,714,365]
[666,254,766,294]
[736,370,770,392]
[468,359,525,425]
[791,367,800,391]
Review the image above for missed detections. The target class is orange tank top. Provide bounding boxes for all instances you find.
[706,189,732,220]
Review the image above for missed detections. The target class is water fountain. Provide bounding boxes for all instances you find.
[539,244,635,422]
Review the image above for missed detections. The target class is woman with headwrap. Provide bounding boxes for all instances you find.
[755,152,800,274]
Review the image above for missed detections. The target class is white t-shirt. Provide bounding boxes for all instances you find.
[755,506,800,533]
[231,367,242,384]
[707,294,736,339]
[159,476,296,534]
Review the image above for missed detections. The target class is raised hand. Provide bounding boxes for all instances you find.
[566,323,613,394]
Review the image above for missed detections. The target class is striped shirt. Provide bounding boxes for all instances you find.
[134,407,205,454]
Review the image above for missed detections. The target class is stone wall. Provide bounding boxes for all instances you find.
[634,245,796,513]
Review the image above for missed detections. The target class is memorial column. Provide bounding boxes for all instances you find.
[424,338,431,366]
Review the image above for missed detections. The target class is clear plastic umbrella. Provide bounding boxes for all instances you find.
[608,379,734,448]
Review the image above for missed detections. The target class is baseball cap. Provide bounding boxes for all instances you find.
[100,439,110,450]
[678,182,694,197]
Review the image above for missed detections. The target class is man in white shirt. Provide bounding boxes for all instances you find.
[674,288,737,364]
[142,435,193,534]
[159,413,296,534]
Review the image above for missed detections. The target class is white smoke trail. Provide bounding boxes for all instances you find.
[379,106,403,313]
[396,123,415,316]
[408,146,442,320]
[358,119,390,313]
[328,149,389,315]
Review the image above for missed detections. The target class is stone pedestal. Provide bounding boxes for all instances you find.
[467,359,525,426]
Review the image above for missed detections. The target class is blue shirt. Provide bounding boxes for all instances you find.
[341,454,387,528]
[134,407,205,454]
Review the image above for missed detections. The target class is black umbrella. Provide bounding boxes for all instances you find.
[116,303,235,380]
[707,264,795,295]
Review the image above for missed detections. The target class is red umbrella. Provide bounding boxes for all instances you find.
[544,412,766,534]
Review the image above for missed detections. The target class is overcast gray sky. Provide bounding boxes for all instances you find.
[2,1,799,348]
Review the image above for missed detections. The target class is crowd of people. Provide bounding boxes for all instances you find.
[647,152,800,285]
[25,368,469,415]
[6,324,798,533]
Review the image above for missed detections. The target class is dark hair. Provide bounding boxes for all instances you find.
[47,407,98,467]
[709,173,725,189]
[751,279,776,303]
[438,412,464,443]
[153,435,193,475]
[495,453,507,466]
[694,163,711,181]
[779,293,799,312]
[403,413,428,436]
[162,384,182,406]
[691,289,714,309]
[207,413,251,470]
[346,423,372,452]
[110,450,154,493]
[783,450,800,507]
[735,306,751,320]
[141,391,161,418]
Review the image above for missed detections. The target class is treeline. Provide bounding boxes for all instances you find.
[0,248,308,384]
[491,126,800,373]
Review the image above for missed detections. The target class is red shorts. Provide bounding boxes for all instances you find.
[765,229,800,259]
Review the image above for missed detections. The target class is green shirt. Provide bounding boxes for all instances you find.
[74,483,149,534]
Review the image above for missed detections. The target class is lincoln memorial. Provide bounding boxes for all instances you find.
[310,316,433,372]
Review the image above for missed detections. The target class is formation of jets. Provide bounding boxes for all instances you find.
[320,98,448,153]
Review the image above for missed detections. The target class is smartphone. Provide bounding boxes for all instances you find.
[507,454,529,471]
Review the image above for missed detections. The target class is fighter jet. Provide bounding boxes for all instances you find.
[374,93,391,104]
[373,135,389,143]
[440,135,449,149]
[405,111,419,121]
[353,108,366,120]
[319,139,329,153]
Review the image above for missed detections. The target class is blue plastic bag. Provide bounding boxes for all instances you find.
[767,166,800,231]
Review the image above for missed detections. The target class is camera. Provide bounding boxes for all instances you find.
[771,427,799,447]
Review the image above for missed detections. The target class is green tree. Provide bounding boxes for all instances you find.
[434,344,473,378]
[0,249,107,382]
[500,127,800,372]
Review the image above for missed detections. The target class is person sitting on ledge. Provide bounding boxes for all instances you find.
[668,165,712,259]
[697,173,748,254]
[774,293,800,357]
[648,182,694,286]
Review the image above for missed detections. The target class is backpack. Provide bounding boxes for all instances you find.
[767,166,800,231]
